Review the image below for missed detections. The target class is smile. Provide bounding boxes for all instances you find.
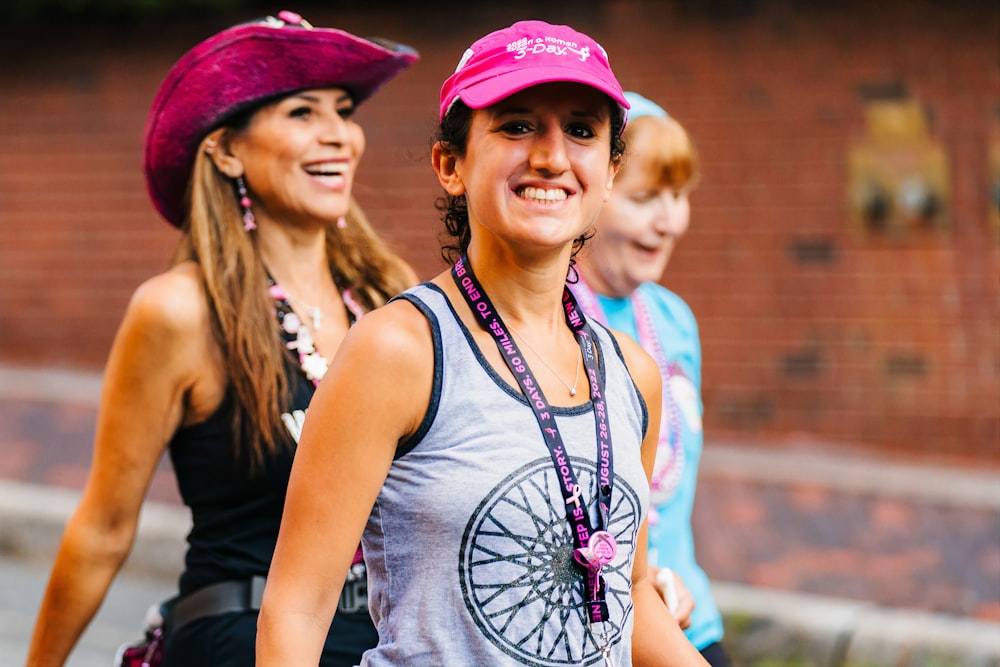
[304,162,347,177]
[517,186,568,203]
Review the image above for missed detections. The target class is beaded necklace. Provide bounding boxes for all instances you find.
[570,276,685,503]
[268,277,365,387]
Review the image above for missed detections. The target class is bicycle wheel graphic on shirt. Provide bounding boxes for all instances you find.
[459,455,643,667]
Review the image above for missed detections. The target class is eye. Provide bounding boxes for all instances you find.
[288,105,313,119]
[630,190,660,205]
[337,105,357,121]
[566,122,597,139]
[498,120,532,136]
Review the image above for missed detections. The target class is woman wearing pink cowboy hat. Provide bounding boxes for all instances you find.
[26,11,418,667]
[258,19,708,667]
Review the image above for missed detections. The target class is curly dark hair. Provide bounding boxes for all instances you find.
[435,98,627,266]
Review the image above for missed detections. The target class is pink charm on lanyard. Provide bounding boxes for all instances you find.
[573,530,618,573]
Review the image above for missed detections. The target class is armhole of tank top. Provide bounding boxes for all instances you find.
[590,317,650,441]
[390,288,444,459]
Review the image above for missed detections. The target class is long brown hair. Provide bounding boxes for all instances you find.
[173,146,413,471]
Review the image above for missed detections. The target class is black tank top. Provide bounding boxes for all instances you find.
[168,358,314,595]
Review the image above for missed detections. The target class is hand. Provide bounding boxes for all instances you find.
[650,566,694,630]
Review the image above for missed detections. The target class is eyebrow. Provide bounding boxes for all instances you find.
[291,91,353,105]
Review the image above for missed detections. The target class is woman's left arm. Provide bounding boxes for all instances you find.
[618,335,709,667]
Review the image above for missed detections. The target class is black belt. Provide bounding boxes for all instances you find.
[166,576,267,634]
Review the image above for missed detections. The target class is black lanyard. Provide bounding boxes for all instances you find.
[452,256,616,623]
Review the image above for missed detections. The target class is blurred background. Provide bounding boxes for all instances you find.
[0,1,997,665]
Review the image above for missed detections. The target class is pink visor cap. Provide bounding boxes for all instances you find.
[439,20,629,123]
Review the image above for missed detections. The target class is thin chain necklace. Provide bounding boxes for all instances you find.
[505,323,582,397]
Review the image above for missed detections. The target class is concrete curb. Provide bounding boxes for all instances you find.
[0,365,103,407]
[701,442,1000,511]
[715,582,1000,666]
[3,364,997,508]
[2,479,997,667]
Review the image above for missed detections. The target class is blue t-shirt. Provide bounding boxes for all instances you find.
[576,280,724,650]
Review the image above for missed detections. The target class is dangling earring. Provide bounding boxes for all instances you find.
[236,176,256,231]
[337,216,347,229]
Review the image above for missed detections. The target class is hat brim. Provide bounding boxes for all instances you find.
[144,23,418,227]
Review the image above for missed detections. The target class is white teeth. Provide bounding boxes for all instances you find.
[305,164,345,176]
[519,186,567,202]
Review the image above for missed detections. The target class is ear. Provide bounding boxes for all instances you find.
[432,142,466,196]
[603,160,620,203]
[202,128,244,179]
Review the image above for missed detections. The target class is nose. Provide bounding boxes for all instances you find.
[527,125,570,174]
[319,113,349,145]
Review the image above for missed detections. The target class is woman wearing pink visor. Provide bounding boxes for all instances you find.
[258,19,709,667]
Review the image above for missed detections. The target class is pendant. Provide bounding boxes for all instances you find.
[574,531,617,572]
[588,531,617,565]
[311,306,322,330]
[569,388,577,397]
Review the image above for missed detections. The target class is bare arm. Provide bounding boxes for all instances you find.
[26,265,216,667]
[618,334,709,667]
[256,299,433,666]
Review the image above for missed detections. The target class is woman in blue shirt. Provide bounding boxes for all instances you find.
[572,91,732,666]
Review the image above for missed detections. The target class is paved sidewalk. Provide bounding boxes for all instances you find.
[2,364,998,666]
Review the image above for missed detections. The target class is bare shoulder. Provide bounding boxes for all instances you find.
[125,261,209,335]
[111,261,220,400]
[317,296,434,440]
[338,297,433,370]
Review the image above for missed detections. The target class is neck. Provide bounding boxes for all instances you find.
[258,225,340,332]
[455,250,584,400]
[464,246,572,330]
[258,224,330,290]
[575,256,632,299]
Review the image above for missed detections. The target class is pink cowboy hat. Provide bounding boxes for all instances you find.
[144,10,419,227]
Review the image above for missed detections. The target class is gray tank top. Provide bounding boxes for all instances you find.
[361,283,650,667]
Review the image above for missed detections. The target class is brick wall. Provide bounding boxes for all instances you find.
[1,0,996,462]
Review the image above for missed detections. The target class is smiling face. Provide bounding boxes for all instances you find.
[582,115,697,297]
[221,86,365,229]
[436,82,619,257]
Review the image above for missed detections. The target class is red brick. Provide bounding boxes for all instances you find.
[0,1,996,463]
